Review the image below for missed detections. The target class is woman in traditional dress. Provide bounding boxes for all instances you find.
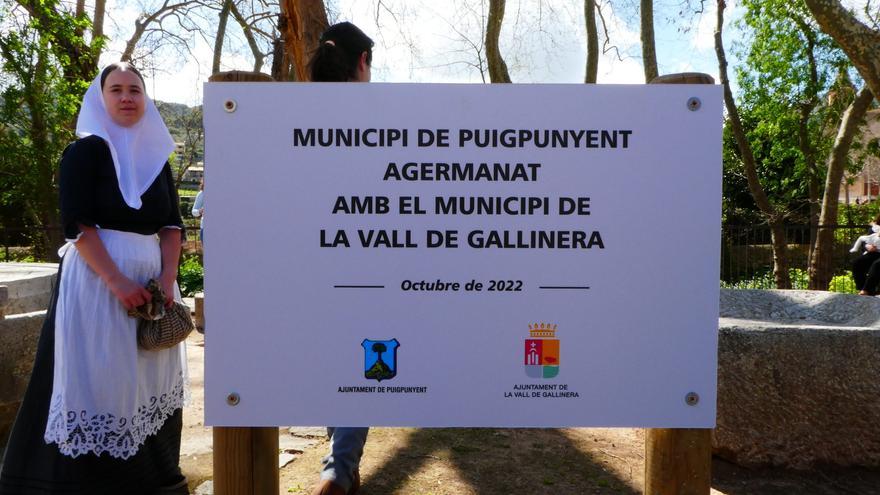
[308,22,373,495]
[0,62,189,494]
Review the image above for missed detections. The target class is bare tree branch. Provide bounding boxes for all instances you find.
[121,0,201,62]
[595,2,623,61]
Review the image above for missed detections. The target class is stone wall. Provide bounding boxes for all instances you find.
[715,289,880,469]
[0,263,57,447]
[0,312,47,445]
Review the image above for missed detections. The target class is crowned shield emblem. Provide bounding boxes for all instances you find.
[524,324,559,378]
[362,339,399,382]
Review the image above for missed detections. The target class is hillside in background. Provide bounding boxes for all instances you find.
[155,101,202,145]
[156,101,204,177]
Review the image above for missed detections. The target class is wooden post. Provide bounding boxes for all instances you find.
[645,428,712,495]
[650,72,715,85]
[644,72,714,495]
[208,70,280,495]
[0,285,8,320]
[194,292,204,333]
[208,71,275,83]
[213,427,279,495]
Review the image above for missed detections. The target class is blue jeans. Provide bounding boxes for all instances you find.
[320,427,369,491]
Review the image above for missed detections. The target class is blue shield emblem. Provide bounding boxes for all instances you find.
[361,339,399,382]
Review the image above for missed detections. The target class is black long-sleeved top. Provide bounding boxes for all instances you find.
[60,135,184,241]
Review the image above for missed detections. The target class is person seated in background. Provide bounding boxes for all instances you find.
[852,213,880,295]
[849,222,880,253]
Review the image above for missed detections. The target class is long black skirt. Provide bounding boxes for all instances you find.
[0,262,184,495]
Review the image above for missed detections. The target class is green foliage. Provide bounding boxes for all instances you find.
[157,102,204,185]
[0,3,94,258]
[829,272,857,294]
[0,249,35,262]
[721,268,810,290]
[723,0,854,224]
[838,201,880,226]
[177,255,203,297]
[722,268,859,293]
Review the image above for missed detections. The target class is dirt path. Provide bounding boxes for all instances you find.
[180,334,880,495]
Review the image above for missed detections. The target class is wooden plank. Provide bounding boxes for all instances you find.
[214,427,254,494]
[645,428,712,495]
[252,427,280,495]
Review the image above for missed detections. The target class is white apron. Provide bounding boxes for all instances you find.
[45,229,188,459]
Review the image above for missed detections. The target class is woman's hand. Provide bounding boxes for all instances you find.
[158,228,182,308]
[108,274,152,310]
[158,272,176,308]
[72,226,151,311]
[868,244,877,252]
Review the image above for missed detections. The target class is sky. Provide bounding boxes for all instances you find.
[96,0,741,106]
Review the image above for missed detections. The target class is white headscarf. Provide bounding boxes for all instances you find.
[76,67,175,209]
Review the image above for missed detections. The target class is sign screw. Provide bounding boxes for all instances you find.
[224,99,237,113]
[687,97,701,112]
[226,392,240,406]
[685,392,700,406]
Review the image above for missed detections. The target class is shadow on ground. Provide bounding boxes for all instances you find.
[712,458,880,495]
[360,428,638,495]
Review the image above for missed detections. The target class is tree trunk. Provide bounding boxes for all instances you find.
[74,0,85,38]
[809,86,874,289]
[769,219,792,289]
[486,0,512,83]
[26,49,62,261]
[797,23,820,276]
[803,0,880,99]
[280,0,328,82]
[584,0,598,83]
[271,13,291,81]
[213,0,232,75]
[715,0,790,288]
[640,0,658,82]
[18,0,100,84]
[807,165,820,266]
[92,0,105,40]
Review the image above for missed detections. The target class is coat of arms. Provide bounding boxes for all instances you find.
[524,323,559,378]
[362,338,399,382]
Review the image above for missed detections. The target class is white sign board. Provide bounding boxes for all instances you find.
[204,83,721,428]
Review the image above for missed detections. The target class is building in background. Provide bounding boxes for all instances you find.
[841,109,880,204]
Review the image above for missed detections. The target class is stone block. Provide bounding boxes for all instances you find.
[0,310,46,447]
[0,263,57,315]
[715,289,880,469]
